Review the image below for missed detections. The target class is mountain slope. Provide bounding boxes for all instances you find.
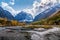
[0,7,14,20]
[32,11,60,25]
[4,10,14,20]
[0,7,5,18]
[34,4,60,21]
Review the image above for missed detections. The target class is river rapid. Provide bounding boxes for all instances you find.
[0,27,60,40]
[28,27,60,40]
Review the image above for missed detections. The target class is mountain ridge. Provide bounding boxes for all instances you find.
[0,6,14,20]
[0,5,60,23]
[31,10,60,25]
[34,4,60,21]
[0,7,33,22]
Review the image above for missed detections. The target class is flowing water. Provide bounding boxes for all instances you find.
[29,27,60,40]
[0,27,60,40]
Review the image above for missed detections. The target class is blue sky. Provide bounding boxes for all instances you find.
[0,0,34,10]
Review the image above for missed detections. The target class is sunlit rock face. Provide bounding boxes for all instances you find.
[29,27,60,40]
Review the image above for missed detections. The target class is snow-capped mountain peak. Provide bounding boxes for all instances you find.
[23,0,60,19]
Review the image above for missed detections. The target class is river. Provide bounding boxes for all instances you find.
[0,27,60,40]
[28,27,60,40]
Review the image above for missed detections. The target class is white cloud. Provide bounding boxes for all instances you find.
[1,2,21,17]
[1,2,8,7]
[9,0,15,5]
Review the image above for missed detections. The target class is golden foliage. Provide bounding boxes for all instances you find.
[0,18,26,26]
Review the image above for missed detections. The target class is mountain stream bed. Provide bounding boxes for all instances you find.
[0,27,60,40]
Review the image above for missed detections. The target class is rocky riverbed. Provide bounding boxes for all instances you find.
[29,27,60,40]
[0,27,60,40]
